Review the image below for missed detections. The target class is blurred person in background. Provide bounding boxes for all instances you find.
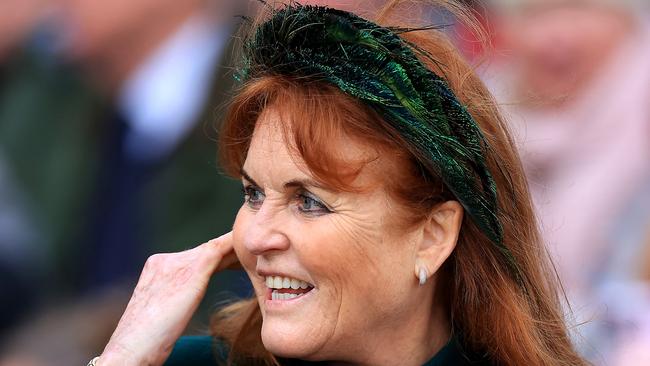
[0,0,251,364]
[483,0,650,363]
[0,0,51,344]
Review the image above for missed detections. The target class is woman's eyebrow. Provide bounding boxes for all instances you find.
[241,168,334,193]
[284,178,332,192]
[240,168,261,188]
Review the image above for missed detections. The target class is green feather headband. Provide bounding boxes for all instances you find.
[238,3,519,277]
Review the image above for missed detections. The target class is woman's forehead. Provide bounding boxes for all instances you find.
[245,108,389,191]
[252,107,379,161]
[244,116,308,181]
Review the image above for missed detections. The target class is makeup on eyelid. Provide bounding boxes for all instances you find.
[241,182,332,216]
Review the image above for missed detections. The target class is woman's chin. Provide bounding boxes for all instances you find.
[261,321,324,359]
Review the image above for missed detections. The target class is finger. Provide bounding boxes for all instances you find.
[208,232,242,271]
[218,248,241,271]
[195,232,240,272]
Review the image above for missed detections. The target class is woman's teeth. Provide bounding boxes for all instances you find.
[265,276,313,301]
[272,291,303,300]
[265,276,311,290]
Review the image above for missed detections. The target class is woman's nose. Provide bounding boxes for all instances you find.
[243,207,290,256]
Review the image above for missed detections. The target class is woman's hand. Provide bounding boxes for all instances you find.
[98,232,238,366]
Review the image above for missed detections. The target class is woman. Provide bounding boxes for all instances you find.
[92,1,586,365]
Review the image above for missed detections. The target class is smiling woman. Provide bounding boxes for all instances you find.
[94,1,587,365]
[222,102,464,365]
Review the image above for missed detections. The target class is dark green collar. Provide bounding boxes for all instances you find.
[423,336,470,366]
[165,335,486,366]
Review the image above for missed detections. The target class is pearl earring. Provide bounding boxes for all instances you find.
[418,267,428,286]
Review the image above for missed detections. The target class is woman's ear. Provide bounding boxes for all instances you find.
[414,200,463,284]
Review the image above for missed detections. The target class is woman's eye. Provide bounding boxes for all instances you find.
[242,185,264,209]
[296,192,330,215]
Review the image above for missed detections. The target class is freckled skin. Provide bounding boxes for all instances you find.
[232,109,446,364]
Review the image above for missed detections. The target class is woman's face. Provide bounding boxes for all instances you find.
[232,109,425,360]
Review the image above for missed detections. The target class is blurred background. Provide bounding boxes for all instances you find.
[0,0,648,365]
